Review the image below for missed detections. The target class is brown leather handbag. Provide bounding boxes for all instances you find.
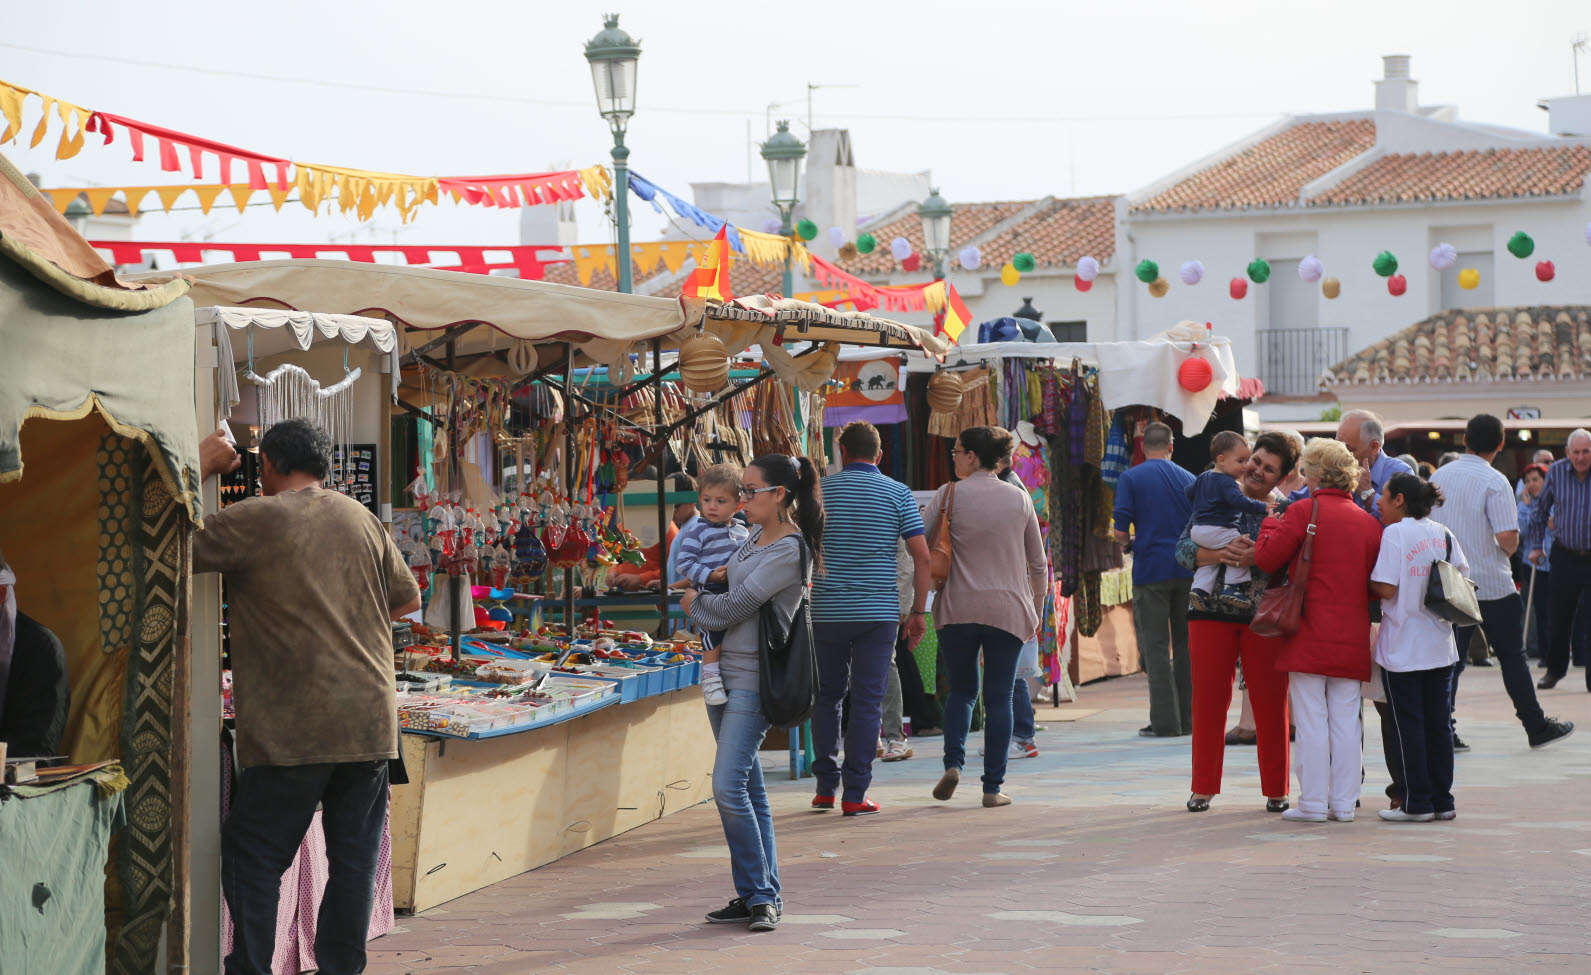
[929,483,955,588]
[1250,498,1317,638]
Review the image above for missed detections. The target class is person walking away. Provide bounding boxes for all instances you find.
[1529,429,1591,690]
[683,454,824,933]
[810,422,931,817]
[1113,421,1197,738]
[1187,432,1274,611]
[671,464,750,706]
[1431,414,1573,749]
[927,427,1047,808]
[1370,473,1467,823]
[1255,438,1381,823]
[193,420,421,975]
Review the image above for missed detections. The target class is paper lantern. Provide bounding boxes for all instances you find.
[1229,277,1247,300]
[760,217,781,234]
[926,370,965,438]
[1247,258,1271,284]
[508,339,540,377]
[1298,255,1323,282]
[1322,277,1341,299]
[1506,231,1534,259]
[891,236,912,261]
[1536,260,1555,282]
[1177,356,1213,393]
[959,245,981,270]
[1076,255,1100,281]
[901,252,922,272]
[856,233,877,254]
[1000,263,1020,286]
[838,242,859,261]
[1373,250,1398,277]
[1429,243,1457,271]
[1135,259,1159,284]
[678,330,730,394]
[1180,260,1204,285]
[796,219,819,241]
[1074,275,1093,292]
[1387,273,1407,296]
[826,226,845,247]
[1458,267,1480,290]
[1013,252,1037,273]
[1148,277,1170,298]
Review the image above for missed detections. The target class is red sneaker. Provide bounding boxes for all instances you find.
[841,797,881,817]
[811,794,836,810]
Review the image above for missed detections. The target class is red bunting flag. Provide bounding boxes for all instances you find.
[940,283,973,344]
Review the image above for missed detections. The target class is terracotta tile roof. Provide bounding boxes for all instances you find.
[842,201,1034,275]
[1309,145,1591,207]
[1132,119,1378,213]
[1328,306,1591,385]
[840,197,1117,276]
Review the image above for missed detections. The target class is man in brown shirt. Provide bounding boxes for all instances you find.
[196,418,420,975]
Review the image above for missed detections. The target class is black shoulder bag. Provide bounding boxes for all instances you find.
[757,538,817,729]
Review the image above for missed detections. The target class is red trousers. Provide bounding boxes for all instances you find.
[1189,620,1291,798]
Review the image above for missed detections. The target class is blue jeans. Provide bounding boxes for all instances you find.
[707,688,779,907]
[1382,666,1455,815]
[1012,677,1035,743]
[939,623,1025,794]
[811,620,897,803]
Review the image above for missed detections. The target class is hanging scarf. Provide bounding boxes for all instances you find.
[0,563,14,728]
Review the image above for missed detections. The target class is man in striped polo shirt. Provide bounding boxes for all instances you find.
[1527,428,1591,691]
[810,422,931,816]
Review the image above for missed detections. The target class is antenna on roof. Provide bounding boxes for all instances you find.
[1574,32,1588,94]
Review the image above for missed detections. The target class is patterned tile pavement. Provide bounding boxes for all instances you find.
[367,664,1591,973]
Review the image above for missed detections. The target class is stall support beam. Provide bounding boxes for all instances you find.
[403,321,483,364]
[652,338,668,637]
[448,336,463,662]
[563,345,577,634]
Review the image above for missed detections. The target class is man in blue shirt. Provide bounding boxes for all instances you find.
[1291,411,1411,517]
[1113,422,1196,737]
[811,422,930,817]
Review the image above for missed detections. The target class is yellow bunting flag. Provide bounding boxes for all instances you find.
[941,284,973,344]
[682,226,732,301]
[572,245,616,287]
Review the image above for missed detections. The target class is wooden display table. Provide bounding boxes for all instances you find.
[389,687,716,912]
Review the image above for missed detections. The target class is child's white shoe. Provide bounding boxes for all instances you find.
[701,669,728,706]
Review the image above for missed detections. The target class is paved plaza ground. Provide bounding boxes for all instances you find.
[369,664,1591,974]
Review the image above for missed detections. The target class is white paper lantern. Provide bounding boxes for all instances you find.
[1298,255,1324,282]
[890,236,912,261]
[827,226,845,247]
[959,245,982,270]
[1076,255,1100,282]
[1429,243,1457,271]
[760,217,781,234]
[1179,260,1204,285]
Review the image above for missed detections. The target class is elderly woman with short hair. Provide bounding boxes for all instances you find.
[1256,438,1383,823]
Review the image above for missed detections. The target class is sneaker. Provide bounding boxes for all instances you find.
[1281,808,1327,823]
[1529,718,1575,749]
[811,793,835,810]
[1014,739,1039,759]
[841,797,881,817]
[706,897,752,924]
[747,903,780,932]
[882,739,913,762]
[1327,810,1355,823]
[1216,583,1254,612]
[700,670,727,706]
[1378,808,1435,823]
[1451,734,1471,753]
[1189,589,1212,612]
[1435,810,1457,821]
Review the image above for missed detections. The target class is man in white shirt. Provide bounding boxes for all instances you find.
[1430,414,1574,750]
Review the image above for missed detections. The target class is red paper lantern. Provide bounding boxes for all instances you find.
[1074,276,1093,292]
[1536,260,1555,282]
[1387,273,1407,296]
[1229,277,1247,300]
[900,252,922,272]
[1178,356,1213,393]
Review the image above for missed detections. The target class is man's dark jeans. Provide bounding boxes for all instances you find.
[223,760,389,975]
[1453,593,1548,738]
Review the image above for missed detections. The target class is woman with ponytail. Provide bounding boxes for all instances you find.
[682,454,823,932]
[1369,472,1469,823]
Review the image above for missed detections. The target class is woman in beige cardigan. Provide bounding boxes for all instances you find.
[925,426,1048,807]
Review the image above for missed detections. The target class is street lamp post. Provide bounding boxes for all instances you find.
[585,14,641,294]
[760,120,806,298]
[917,187,953,281]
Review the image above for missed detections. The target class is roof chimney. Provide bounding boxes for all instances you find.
[1375,54,1418,114]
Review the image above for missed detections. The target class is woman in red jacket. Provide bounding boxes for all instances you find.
[1256,438,1382,824]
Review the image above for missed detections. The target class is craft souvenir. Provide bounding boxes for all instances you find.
[926,370,965,438]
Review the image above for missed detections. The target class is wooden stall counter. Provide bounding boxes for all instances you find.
[1069,603,1141,685]
[388,687,716,913]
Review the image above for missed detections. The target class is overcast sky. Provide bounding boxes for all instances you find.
[5,0,1588,251]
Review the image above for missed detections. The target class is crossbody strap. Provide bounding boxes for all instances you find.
[1293,498,1320,586]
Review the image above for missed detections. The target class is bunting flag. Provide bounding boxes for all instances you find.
[807,252,944,314]
[438,170,588,208]
[0,80,94,160]
[682,226,733,300]
[85,111,292,188]
[44,183,294,217]
[294,163,439,222]
[940,283,973,345]
[88,240,569,279]
[628,171,746,252]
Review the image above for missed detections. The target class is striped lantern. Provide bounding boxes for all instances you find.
[678,330,730,394]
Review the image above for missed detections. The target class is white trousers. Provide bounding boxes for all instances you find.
[1288,673,1363,815]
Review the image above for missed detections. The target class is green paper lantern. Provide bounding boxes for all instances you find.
[856,233,877,254]
[1135,259,1159,284]
[796,219,819,241]
[1246,258,1271,284]
[1372,250,1398,277]
[1013,252,1036,273]
[1506,231,1534,259]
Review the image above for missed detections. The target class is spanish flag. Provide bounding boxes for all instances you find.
[940,282,973,344]
[682,225,733,301]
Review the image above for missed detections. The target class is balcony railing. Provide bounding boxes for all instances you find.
[1256,327,1348,396]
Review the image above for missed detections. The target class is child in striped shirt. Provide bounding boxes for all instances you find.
[674,464,750,705]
